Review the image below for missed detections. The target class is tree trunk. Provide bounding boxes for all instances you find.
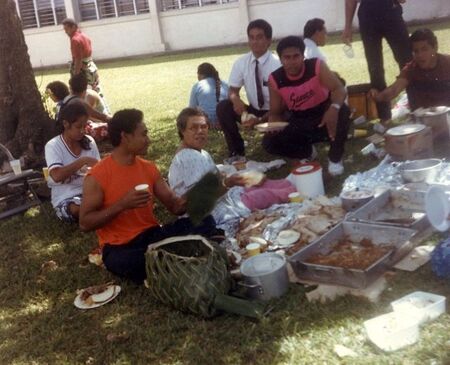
[0,0,54,167]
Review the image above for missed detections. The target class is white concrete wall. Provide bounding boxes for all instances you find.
[25,0,450,68]
[25,14,155,67]
[160,3,243,50]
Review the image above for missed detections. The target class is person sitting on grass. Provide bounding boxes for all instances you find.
[168,107,296,232]
[59,73,110,122]
[216,19,281,163]
[189,62,228,128]
[370,28,450,112]
[264,36,351,176]
[45,101,100,223]
[46,81,70,120]
[303,18,328,62]
[67,73,112,141]
[79,109,218,284]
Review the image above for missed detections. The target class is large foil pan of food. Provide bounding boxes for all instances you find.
[346,189,429,231]
[289,222,416,288]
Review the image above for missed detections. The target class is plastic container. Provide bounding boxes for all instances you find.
[391,291,446,325]
[364,312,420,351]
[426,186,450,231]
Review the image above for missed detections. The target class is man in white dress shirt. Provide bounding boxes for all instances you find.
[216,19,281,161]
[303,18,328,62]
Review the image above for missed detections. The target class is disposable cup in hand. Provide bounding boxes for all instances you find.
[343,44,354,58]
[135,184,149,192]
[10,159,21,175]
[42,167,49,181]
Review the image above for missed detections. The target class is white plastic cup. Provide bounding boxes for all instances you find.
[361,143,376,156]
[343,44,354,58]
[135,184,149,192]
[10,159,21,175]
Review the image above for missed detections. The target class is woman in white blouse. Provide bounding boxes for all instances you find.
[168,107,295,232]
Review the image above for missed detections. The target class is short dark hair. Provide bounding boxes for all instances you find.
[276,36,305,58]
[108,109,144,147]
[58,101,91,150]
[69,73,88,94]
[176,107,208,140]
[62,18,77,28]
[46,81,69,101]
[247,19,272,39]
[410,28,438,49]
[303,18,325,39]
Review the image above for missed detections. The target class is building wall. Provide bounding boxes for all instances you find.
[24,0,450,68]
[160,4,242,50]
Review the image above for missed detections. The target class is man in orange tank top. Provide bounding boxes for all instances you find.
[79,109,217,283]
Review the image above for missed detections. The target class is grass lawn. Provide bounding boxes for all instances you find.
[1,21,450,364]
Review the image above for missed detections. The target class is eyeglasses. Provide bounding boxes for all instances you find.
[186,124,209,132]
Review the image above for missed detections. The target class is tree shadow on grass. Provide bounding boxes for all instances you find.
[1,204,450,364]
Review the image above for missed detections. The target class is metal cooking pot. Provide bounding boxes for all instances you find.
[399,158,442,183]
[340,189,374,211]
[239,253,289,301]
[412,107,450,139]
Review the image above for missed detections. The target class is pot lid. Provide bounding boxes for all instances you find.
[240,253,286,277]
[413,106,449,117]
[292,161,321,175]
[386,124,425,137]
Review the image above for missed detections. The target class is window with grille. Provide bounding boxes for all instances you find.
[16,0,67,29]
[160,0,237,12]
[78,0,150,21]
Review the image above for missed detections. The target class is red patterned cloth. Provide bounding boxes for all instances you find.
[86,120,108,142]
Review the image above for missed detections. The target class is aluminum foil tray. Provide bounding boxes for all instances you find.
[346,189,430,231]
[288,222,417,288]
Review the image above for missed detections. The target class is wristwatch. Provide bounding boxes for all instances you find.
[330,103,341,111]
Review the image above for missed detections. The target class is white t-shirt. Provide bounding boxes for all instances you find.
[45,134,100,207]
[228,50,281,111]
[168,148,217,196]
[304,38,327,62]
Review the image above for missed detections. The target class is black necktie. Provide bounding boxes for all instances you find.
[255,59,264,109]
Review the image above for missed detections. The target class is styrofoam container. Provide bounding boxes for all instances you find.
[364,312,420,351]
[391,291,446,325]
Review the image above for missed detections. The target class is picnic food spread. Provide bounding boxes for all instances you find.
[305,238,392,270]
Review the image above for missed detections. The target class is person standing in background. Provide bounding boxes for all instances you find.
[342,0,411,133]
[62,18,107,102]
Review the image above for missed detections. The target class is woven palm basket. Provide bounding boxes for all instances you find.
[145,235,233,317]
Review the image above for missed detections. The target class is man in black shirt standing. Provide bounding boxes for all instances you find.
[342,0,411,132]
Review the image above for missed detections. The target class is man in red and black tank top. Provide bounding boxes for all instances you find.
[263,36,351,176]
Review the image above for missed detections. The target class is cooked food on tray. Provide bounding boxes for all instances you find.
[236,200,346,252]
[237,211,283,247]
[305,238,393,270]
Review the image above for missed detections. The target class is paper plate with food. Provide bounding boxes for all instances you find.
[74,283,121,309]
[275,230,301,247]
[238,170,265,187]
[255,122,289,133]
